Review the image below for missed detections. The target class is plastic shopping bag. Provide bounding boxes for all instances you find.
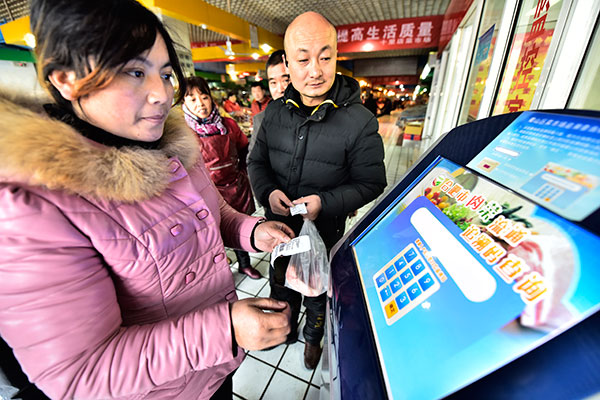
[285,219,329,297]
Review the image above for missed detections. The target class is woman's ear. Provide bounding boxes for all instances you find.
[48,70,78,101]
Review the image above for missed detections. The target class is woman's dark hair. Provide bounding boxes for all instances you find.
[30,0,187,106]
[227,92,236,99]
[185,76,211,97]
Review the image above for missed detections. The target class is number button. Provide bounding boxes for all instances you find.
[390,277,402,293]
[411,260,426,275]
[375,273,386,288]
[407,283,422,301]
[380,286,392,302]
[400,269,414,284]
[404,248,417,263]
[396,292,410,309]
[395,257,407,271]
[385,265,396,280]
[418,273,435,291]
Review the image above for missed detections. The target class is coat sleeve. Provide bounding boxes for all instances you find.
[247,112,264,160]
[247,114,280,208]
[0,187,240,399]
[226,118,249,170]
[318,114,387,217]
[218,191,262,251]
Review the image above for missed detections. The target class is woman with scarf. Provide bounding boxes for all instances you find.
[0,1,293,398]
[183,77,261,279]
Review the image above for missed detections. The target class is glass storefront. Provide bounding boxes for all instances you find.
[458,0,507,124]
[568,22,600,110]
[492,0,565,115]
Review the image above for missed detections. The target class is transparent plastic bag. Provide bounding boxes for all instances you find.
[285,219,329,297]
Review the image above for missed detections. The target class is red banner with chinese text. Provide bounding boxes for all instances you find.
[495,0,554,114]
[438,0,475,52]
[336,15,443,54]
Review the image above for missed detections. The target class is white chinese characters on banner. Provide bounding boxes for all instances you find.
[366,26,380,40]
[382,24,397,40]
[336,16,442,53]
[351,27,364,41]
[337,29,349,43]
[344,21,433,45]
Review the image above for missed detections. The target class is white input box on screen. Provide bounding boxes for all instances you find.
[494,146,520,157]
[410,207,497,303]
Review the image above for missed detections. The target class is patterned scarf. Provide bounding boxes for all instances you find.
[182,103,228,137]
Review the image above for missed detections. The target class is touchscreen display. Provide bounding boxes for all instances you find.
[468,111,600,220]
[352,157,600,400]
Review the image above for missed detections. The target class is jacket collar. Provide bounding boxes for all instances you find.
[0,94,200,203]
[284,74,361,119]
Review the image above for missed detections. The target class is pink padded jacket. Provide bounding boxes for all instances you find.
[0,96,259,399]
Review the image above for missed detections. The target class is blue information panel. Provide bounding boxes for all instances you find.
[468,111,600,220]
[352,157,600,400]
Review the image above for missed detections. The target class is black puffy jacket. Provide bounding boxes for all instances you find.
[248,74,386,248]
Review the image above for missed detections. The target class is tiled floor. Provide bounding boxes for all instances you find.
[230,111,427,400]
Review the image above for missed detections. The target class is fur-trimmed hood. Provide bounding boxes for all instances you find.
[0,94,200,203]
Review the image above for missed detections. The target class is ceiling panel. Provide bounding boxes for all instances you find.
[2,0,451,60]
[0,1,450,34]
[0,0,28,23]
[202,0,451,34]
[189,24,229,44]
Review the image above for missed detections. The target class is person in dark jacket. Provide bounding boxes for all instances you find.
[248,49,290,157]
[183,76,262,279]
[376,96,393,117]
[363,89,378,116]
[248,11,386,370]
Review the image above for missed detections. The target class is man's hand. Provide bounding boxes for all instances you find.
[268,190,294,216]
[293,195,322,221]
[253,221,295,252]
[231,298,291,350]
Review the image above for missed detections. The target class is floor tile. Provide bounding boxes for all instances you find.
[297,313,306,343]
[232,270,247,287]
[252,203,265,217]
[247,343,286,367]
[310,355,323,387]
[250,251,268,261]
[232,356,274,400]
[236,289,253,300]
[237,276,269,296]
[261,370,310,400]
[226,248,237,262]
[257,282,270,298]
[305,385,320,400]
[253,259,270,277]
[278,341,314,382]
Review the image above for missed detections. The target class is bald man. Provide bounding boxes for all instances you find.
[248,12,386,369]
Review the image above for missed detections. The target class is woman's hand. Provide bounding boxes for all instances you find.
[231,298,291,350]
[253,221,295,252]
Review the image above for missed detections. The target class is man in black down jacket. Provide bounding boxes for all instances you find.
[248,11,386,369]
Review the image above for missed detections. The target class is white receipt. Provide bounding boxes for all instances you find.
[290,203,308,216]
[271,235,311,266]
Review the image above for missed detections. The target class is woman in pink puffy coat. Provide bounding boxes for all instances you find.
[183,77,261,280]
[0,0,293,399]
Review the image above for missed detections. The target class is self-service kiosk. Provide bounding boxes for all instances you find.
[327,110,600,399]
